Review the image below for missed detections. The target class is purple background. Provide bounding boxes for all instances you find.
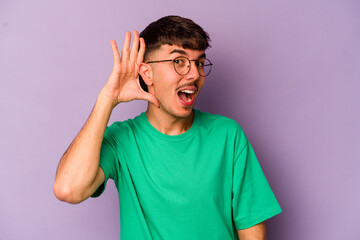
[1,0,359,239]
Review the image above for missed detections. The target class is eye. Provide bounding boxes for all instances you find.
[173,57,187,67]
[196,59,205,67]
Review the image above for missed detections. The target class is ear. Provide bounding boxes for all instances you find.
[139,63,153,86]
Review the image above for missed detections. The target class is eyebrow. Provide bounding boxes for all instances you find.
[199,53,206,59]
[170,49,187,55]
[169,49,207,59]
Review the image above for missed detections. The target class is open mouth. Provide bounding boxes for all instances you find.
[178,90,195,102]
[177,89,196,106]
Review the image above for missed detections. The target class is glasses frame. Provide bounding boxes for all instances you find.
[146,56,213,77]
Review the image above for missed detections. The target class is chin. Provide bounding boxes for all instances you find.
[176,105,196,118]
[163,105,194,119]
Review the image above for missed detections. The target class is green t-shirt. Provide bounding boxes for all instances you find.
[92,109,282,239]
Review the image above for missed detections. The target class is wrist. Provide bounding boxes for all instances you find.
[97,89,118,110]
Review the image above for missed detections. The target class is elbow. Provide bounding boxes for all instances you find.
[53,182,84,204]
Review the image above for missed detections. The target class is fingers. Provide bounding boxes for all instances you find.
[120,30,144,65]
[129,30,140,63]
[121,31,131,62]
[110,40,120,68]
[137,37,146,66]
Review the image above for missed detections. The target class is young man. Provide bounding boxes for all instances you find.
[53,16,282,239]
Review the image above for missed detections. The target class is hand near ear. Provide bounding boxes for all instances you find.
[99,30,159,108]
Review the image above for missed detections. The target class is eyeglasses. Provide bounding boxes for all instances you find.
[146,56,213,77]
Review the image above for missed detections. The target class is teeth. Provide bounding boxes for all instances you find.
[181,90,195,94]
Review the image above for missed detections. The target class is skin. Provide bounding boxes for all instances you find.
[139,44,206,135]
[53,30,266,239]
[237,222,266,240]
[53,31,154,204]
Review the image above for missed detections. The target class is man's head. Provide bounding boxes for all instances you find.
[139,15,211,92]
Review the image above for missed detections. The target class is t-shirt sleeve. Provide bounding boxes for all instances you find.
[91,126,120,198]
[231,127,282,230]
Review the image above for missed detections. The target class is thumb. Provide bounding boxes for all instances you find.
[138,92,160,108]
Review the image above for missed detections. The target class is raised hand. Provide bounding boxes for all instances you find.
[99,30,159,108]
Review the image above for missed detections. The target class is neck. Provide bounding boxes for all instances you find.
[146,105,194,135]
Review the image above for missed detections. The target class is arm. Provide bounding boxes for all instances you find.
[237,221,266,240]
[53,31,159,204]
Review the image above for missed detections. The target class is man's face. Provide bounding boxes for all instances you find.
[147,44,206,119]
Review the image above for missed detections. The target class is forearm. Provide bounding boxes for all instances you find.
[237,221,266,240]
[53,92,115,203]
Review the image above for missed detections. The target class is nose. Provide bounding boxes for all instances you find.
[185,61,201,80]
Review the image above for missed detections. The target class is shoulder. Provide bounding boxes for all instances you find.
[195,109,244,133]
[105,112,145,138]
[195,109,249,151]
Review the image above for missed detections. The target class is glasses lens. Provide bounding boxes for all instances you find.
[173,57,190,75]
[198,58,212,77]
[173,57,213,77]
